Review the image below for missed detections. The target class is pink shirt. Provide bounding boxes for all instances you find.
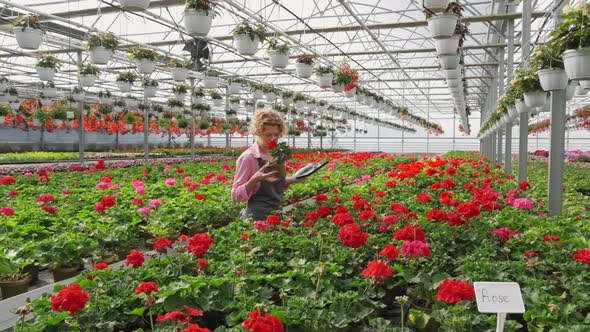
[231,143,270,203]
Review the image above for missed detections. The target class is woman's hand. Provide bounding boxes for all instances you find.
[251,164,279,184]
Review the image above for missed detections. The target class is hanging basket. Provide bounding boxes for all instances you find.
[317,73,333,89]
[192,96,202,104]
[73,92,85,102]
[537,68,568,91]
[252,89,264,99]
[174,93,186,102]
[230,102,240,111]
[282,97,293,106]
[212,99,223,107]
[80,74,97,87]
[364,95,373,106]
[14,28,44,50]
[427,13,459,39]
[579,79,590,90]
[234,35,260,56]
[575,85,589,96]
[434,35,460,55]
[135,58,156,74]
[566,81,578,100]
[295,63,314,78]
[515,99,531,114]
[36,67,56,81]
[439,53,460,69]
[41,98,53,106]
[9,102,20,111]
[423,0,450,12]
[228,82,242,94]
[43,87,58,98]
[145,86,157,98]
[245,105,254,113]
[117,81,133,92]
[100,97,112,105]
[118,0,150,10]
[447,78,461,87]
[332,84,344,93]
[524,91,547,107]
[295,100,306,109]
[183,9,214,36]
[563,48,590,80]
[269,51,289,68]
[201,76,218,89]
[171,67,189,81]
[443,68,461,79]
[89,46,113,65]
[344,87,356,98]
[265,92,276,102]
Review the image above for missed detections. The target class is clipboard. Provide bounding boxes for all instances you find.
[294,161,329,179]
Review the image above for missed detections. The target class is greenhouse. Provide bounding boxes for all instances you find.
[0,0,589,331]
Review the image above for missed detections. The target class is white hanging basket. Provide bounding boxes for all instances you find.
[423,0,450,12]
[171,67,189,81]
[175,93,186,102]
[575,85,589,96]
[344,87,356,98]
[245,105,254,113]
[234,35,260,56]
[14,28,44,50]
[295,63,314,78]
[72,92,85,102]
[125,124,133,130]
[447,78,461,87]
[212,99,223,107]
[364,95,373,106]
[332,84,344,93]
[117,81,133,92]
[80,74,97,87]
[230,102,240,111]
[427,13,459,39]
[579,79,590,90]
[201,76,219,89]
[40,98,52,106]
[308,103,316,111]
[523,91,547,107]
[89,46,113,65]
[282,97,292,106]
[43,87,58,98]
[265,92,276,102]
[317,73,333,89]
[0,81,7,92]
[0,116,5,125]
[127,98,139,108]
[183,9,214,36]
[36,67,56,81]
[435,35,460,55]
[252,89,264,99]
[269,51,289,68]
[566,81,578,100]
[295,100,306,109]
[355,93,364,102]
[118,0,150,10]
[228,82,242,94]
[192,96,203,104]
[563,48,590,81]
[100,97,112,105]
[135,58,156,74]
[443,68,461,79]
[145,86,157,98]
[515,99,531,114]
[9,102,21,111]
[439,53,460,69]
[113,106,123,113]
[537,68,568,91]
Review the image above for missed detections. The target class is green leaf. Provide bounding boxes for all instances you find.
[129,307,147,316]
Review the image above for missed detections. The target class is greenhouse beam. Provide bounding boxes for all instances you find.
[518,0,532,184]
[505,2,516,176]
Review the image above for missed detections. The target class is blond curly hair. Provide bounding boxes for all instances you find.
[250,110,287,137]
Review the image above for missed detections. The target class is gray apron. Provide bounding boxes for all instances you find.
[241,158,285,221]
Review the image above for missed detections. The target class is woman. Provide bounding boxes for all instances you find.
[231,110,314,221]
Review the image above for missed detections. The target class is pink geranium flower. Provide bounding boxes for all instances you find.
[164,178,176,186]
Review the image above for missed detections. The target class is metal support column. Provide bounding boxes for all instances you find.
[377,109,380,152]
[548,0,567,216]
[77,51,85,163]
[353,118,357,152]
[505,3,515,174]
[190,79,195,160]
[518,0,532,183]
[143,77,149,160]
[496,48,505,165]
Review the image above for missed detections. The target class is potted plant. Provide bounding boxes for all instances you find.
[267,141,291,177]
[307,98,317,111]
[439,51,460,69]
[566,80,579,100]
[192,87,205,104]
[232,20,266,55]
[267,38,290,68]
[315,65,334,89]
[116,71,138,92]
[112,99,127,113]
[129,46,159,74]
[168,58,192,81]
[295,53,317,78]
[229,96,240,110]
[293,93,306,109]
[333,58,358,97]
[41,81,57,98]
[244,100,255,112]
[9,99,21,112]
[198,119,209,130]
[210,90,223,107]
[6,87,18,102]
[514,68,548,108]
[249,82,264,99]
[552,4,590,80]
[426,2,462,39]
[51,102,69,126]
[281,91,293,106]
[225,107,237,119]
[142,78,159,97]
[201,69,220,89]
[124,111,138,130]
[0,249,32,299]
[172,84,189,102]
[168,98,184,113]
[531,44,569,91]
[176,117,189,129]
[98,90,112,104]
[70,87,84,102]
[194,103,210,118]
[126,94,139,108]
[0,77,8,92]
[227,78,244,94]
[262,84,277,101]
[183,0,219,36]
[77,63,99,88]
[33,108,52,127]
[256,102,266,110]
[317,99,327,111]
[35,53,61,81]
[119,0,151,10]
[86,32,119,64]
[10,15,44,50]
[423,0,450,13]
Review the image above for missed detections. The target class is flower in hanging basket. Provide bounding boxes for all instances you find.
[116,71,138,84]
[85,32,119,51]
[129,46,159,62]
[36,53,62,70]
[232,20,267,42]
[295,53,317,65]
[334,58,359,91]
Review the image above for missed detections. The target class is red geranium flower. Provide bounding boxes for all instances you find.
[195,194,206,201]
[378,245,399,261]
[304,211,320,222]
[393,224,426,242]
[156,310,191,325]
[0,176,17,185]
[304,220,315,228]
[95,202,106,214]
[315,194,328,203]
[93,262,111,270]
[41,205,57,214]
[268,141,278,150]
[338,223,368,248]
[198,259,208,269]
[436,279,475,304]
[154,238,173,252]
[100,196,116,208]
[417,193,432,203]
[50,283,89,315]
[135,281,159,295]
[181,324,211,332]
[573,248,590,264]
[491,227,519,243]
[456,203,480,220]
[35,194,55,204]
[524,251,539,258]
[0,207,15,216]
[362,260,393,284]
[187,233,215,258]
[126,250,145,268]
[401,240,431,258]
[331,212,355,227]
[266,215,281,226]
[241,233,250,241]
[316,206,332,218]
[519,181,531,191]
[243,310,284,332]
[358,210,377,221]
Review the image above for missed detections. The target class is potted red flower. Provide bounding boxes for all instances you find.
[267,140,291,177]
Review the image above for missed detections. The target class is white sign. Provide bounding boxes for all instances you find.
[474,282,525,314]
